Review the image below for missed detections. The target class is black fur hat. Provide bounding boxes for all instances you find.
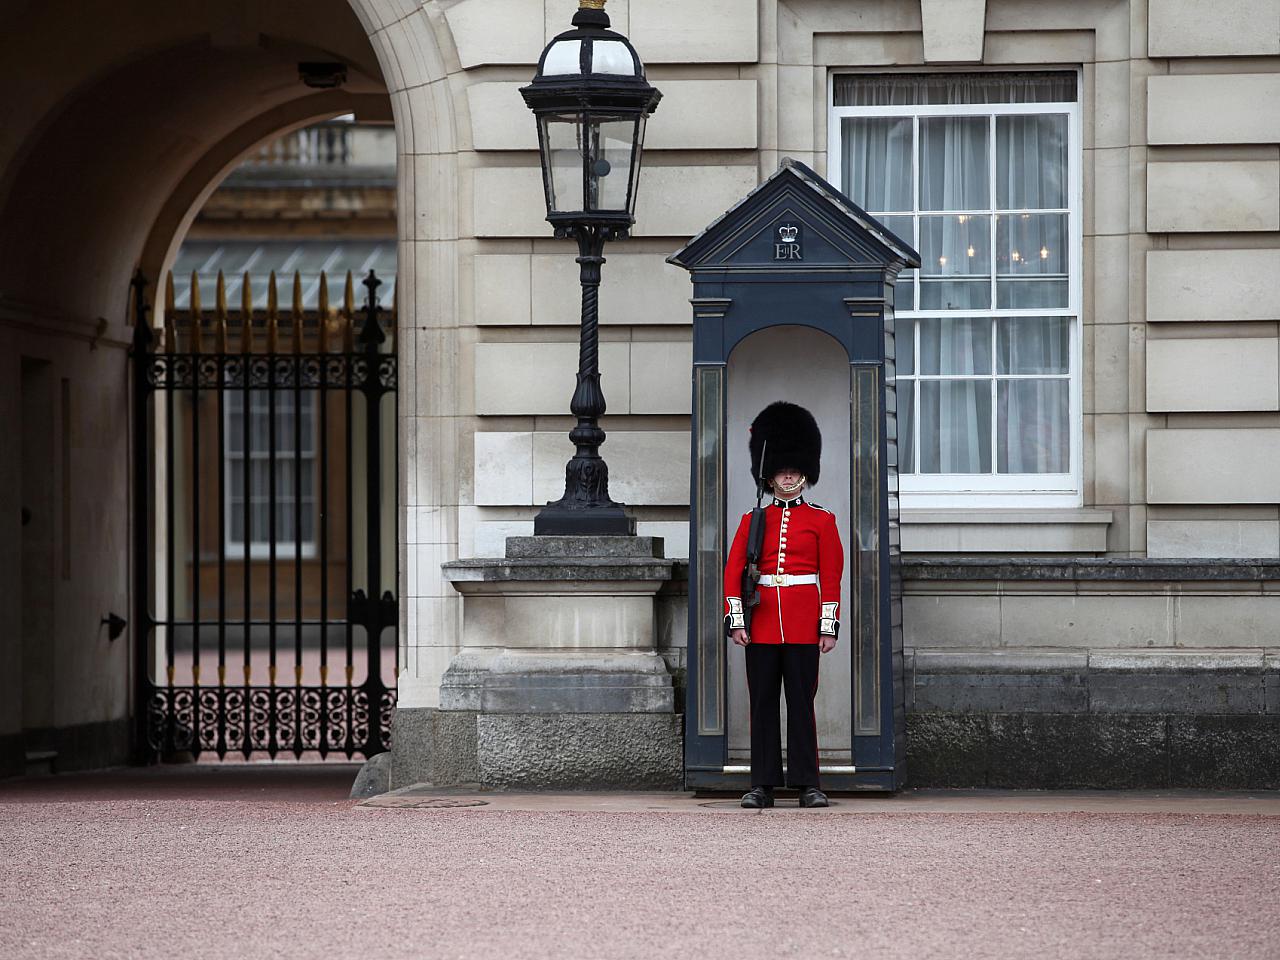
[749,401,822,489]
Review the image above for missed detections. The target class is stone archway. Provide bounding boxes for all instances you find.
[0,0,464,776]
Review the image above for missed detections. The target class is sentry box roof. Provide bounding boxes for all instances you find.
[668,157,920,275]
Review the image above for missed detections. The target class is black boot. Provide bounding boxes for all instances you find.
[798,786,829,808]
[740,786,775,809]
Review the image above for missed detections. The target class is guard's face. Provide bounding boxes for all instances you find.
[771,468,806,496]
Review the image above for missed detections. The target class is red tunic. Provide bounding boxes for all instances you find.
[723,496,844,645]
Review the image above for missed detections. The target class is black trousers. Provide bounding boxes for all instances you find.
[745,643,820,789]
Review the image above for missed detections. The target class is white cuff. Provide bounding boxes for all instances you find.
[819,601,839,637]
[725,597,746,630]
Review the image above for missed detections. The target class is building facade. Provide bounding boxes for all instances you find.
[2,0,1278,785]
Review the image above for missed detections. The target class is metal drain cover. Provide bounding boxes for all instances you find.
[361,795,489,809]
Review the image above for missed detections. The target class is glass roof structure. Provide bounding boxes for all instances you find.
[170,240,397,310]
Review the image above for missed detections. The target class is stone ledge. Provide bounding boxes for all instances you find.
[505,535,665,559]
[903,558,1280,581]
[908,649,1280,716]
[442,556,676,587]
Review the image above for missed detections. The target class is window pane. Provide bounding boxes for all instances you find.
[919,317,991,375]
[919,117,989,210]
[299,398,316,455]
[249,393,269,449]
[996,213,1067,273]
[897,319,915,376]
[878,215,916,312]
[997,115,1068,209]
[919,214,990,310]
[996,213,1067,308]
[998,379,1069,473]
[898,381,915,473]
[919,380,992,473]
[841,117,912,211]
[998,317,1071,375]
[997,279,1068,309]
[895,273,916,312]
[877,214,914,248]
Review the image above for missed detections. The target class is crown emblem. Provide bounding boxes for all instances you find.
[778,224,799,242]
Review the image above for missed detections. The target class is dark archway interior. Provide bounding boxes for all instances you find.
[0,0,393,777]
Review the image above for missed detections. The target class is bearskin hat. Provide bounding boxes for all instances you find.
[749,401,822,489]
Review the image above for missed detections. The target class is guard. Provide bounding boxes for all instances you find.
[723,401,844,809]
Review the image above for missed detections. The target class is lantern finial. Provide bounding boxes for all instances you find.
[572,0,609,27]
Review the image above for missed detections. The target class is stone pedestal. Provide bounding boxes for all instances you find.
[401,536,682,789]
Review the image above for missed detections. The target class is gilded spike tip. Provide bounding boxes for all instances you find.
[291,271,304,354]
[343,271,356,351]
[215,270,228,352]
[267,271,279,353]
[318,272,331,352]
[240,272,254,353]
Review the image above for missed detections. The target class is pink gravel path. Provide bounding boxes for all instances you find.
[1,768,1278,960]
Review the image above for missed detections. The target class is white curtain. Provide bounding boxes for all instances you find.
[838,73,1074,476]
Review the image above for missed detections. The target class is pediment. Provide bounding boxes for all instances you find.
[668,158,920,273]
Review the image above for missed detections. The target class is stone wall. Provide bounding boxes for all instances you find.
[904,560,1280,788]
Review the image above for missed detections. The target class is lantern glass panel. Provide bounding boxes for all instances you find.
[540,113,586,215]
[590,39,635,75]
[587,115,638,213]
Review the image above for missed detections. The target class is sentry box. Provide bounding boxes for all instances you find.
[669,158,920,793]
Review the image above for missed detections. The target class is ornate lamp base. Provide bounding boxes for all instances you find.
[534,455,636,535]
[534,504,635,536]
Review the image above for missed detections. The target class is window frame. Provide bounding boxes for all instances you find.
[223,389,321,559]
[828,70,1083,509]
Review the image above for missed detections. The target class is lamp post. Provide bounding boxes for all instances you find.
[520,0,661,536]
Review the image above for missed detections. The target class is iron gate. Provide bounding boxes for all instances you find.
[130,268,397,760]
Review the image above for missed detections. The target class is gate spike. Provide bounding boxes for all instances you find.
[218,664,226,685]
[215,270,228,352]
[343,271,355,351]
[320,663,329,686]
[294,664,304,685]
[267,271,279,353]
[240,272,254,353]
[189,270,202,354]
[269,664,277,686]
[318,272,331,353]
[243,663,252,684]
[291,271,304,354]
[192,663,201,686]
[164,272,178,354]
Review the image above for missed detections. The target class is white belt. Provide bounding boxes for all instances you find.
[758,574,818,587]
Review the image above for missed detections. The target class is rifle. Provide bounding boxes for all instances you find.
[740,442,768,633]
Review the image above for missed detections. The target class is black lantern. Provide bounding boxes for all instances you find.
[521,0,661,237]
[520,0,661,536]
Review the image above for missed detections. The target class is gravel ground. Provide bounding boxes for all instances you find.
[1,767,1278,960]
